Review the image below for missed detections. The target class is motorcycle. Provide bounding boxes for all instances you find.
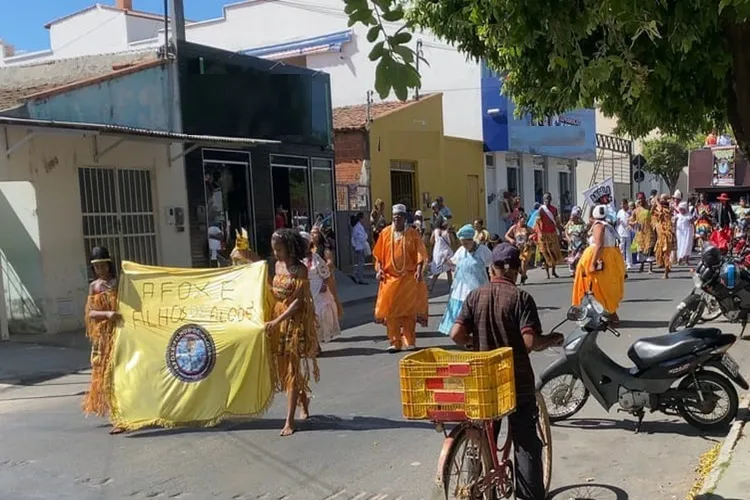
[669,244,750,336]
[538,293,747,432]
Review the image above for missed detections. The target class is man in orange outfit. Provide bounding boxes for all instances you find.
[373,204,429,352]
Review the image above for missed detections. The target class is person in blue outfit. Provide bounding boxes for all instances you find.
[438,224,493,335]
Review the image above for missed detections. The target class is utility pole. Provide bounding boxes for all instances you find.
[169,0,186,48]
[414,39,423,101]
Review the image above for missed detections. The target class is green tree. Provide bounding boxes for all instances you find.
[346,0,750,157]
[640,137,690,194]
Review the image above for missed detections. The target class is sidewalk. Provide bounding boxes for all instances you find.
[694,395,750,500]
[0,339,90,387]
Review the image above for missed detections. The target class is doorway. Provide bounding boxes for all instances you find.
[202,149,253,267]
[271,154,311,231]
[390,160,417,211]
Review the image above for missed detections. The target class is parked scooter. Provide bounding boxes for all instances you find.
[538,293,748,432]
[669,244,750,336]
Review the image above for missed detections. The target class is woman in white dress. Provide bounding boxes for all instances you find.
[301,232,341,348]
[674,201,695,265]
[428,218,454,292]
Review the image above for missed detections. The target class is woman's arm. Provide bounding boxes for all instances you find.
[266,267,308,328]
[504,226,515,244]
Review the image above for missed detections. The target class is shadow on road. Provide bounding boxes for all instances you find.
[553,417,726,439]
[549,482,629,500]
[695,495,744,500]
[319,346,387,358]
[622,298,673,303]
[126,414,434,438]
[617,319,670,329]
[331,331,446,344]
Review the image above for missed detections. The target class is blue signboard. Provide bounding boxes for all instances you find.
[480,63,596,161]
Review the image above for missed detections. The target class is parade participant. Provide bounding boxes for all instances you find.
[653,194,676,279]
[487,233,502,251]
[711,192,737,253]
[429,218,454,293]
[616,198,633,270]
[473,219,491,245]
[448,243,564,500]
[373,204,429,352]
[534,192,563,279]
[573,205,626,323]
[230,228,260,265]
[301,232,341,348]
[265,229,319,436]
[505,212,534,284]
[674,201,695,266]
[694,193,713,250]
[413,210,425,237]
[310,225,343,318]
[82,247,124,435]
[564,206,587,276]
[631,195,656,273]
[437,224,492,335]
[370,198,387,243]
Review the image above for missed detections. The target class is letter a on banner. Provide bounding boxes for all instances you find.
[582,176,616,208]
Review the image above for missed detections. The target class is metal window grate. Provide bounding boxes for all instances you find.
[79,167,158,277]
[390,160,416,172]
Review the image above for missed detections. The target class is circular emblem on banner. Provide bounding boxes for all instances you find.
[166,324,216,383]
[718,159,730,175]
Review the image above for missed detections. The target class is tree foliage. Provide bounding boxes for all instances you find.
[347,0,750,158]
[641,136,690,194]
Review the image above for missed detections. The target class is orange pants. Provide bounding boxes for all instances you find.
[386,316,416,349]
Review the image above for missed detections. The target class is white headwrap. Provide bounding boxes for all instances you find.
[592,204,607,220]
[673,189,682,200]
[392,204,407,215]
[299,231,311,241]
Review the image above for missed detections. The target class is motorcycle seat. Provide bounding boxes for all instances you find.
[627,328,723,368]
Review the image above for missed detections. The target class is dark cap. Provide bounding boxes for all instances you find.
[492,242,521,268]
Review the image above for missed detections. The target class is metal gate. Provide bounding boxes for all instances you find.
[390,160,416,210]
[78,167,158,273]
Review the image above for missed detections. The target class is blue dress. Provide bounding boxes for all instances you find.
[438,245,493,334]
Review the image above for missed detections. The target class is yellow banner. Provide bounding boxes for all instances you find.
[110,261,273,430]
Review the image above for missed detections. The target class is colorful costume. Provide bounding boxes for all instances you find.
[230,228,253,265]
[438,243,492,334]
[269,266,319,396]
[305,252,341,344]
[82,283,118,417]
[632,206,656,261]
[572,220,625,314]
[565,219,587,271]
[373,224,429,349]
[653,205,675,269]
[534,204,563,267]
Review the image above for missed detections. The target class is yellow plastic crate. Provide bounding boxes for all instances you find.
[399,347,516,421]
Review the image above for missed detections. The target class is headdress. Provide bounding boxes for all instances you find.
[392,204,407,215]
[234,228,249,251]
[456,224,476,240]
[231,228,251,265]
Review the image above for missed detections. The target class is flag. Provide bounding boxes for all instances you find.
[110,261,274,431]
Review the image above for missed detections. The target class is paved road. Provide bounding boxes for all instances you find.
[1,267,749,500]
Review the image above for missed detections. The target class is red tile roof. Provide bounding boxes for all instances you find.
[333,100,414,131]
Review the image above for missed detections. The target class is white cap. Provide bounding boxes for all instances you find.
[592,204,607,220]
[392,204,407,214]
[673,189,682,199]
[414,210,423,217]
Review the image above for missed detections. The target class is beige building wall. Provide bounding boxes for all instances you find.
[0,126,191,334]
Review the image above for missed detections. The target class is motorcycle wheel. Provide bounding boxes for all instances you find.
[700,296,723,322]
[668,302,701,333]
[677,371,739,431]
[538,374,590,422]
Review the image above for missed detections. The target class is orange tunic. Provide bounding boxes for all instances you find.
[373,225,429,324]
[82,287,118,417]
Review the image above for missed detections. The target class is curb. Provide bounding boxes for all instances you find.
[698,394,750,495]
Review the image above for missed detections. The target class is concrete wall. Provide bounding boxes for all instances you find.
[27,64,171,130]
[0,126,190,334]
[49,8,129,58]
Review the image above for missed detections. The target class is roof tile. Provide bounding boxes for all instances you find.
[333,100,414,130]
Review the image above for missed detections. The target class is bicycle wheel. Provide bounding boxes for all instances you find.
[441,425,499,499]
[536,391,553,497]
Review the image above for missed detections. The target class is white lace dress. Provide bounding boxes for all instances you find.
[305,253,341,343]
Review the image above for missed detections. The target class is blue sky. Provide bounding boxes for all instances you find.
[0,1,230,52]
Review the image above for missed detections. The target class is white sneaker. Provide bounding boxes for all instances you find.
[405,345,418,351]
[387,345,401,353]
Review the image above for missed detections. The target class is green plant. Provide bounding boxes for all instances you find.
[641,137,690,194]
[347,0,750,158]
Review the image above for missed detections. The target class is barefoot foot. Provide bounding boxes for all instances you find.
[280,424,296,436]
[109,426,125,435]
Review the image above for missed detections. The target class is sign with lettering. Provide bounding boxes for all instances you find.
[712,146,736,187]
[582,176,616,208]
[110,261,273,430]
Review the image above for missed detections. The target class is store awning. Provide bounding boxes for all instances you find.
[0,116,280,161]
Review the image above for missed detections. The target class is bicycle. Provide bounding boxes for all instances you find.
[435,391,552,499]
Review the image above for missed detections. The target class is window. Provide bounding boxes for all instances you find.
[271,155,311,231]
[506,167,519,196]
[534,169,545,203]
[485,154,495,168]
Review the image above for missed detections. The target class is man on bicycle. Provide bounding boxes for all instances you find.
[449,243,563,500]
